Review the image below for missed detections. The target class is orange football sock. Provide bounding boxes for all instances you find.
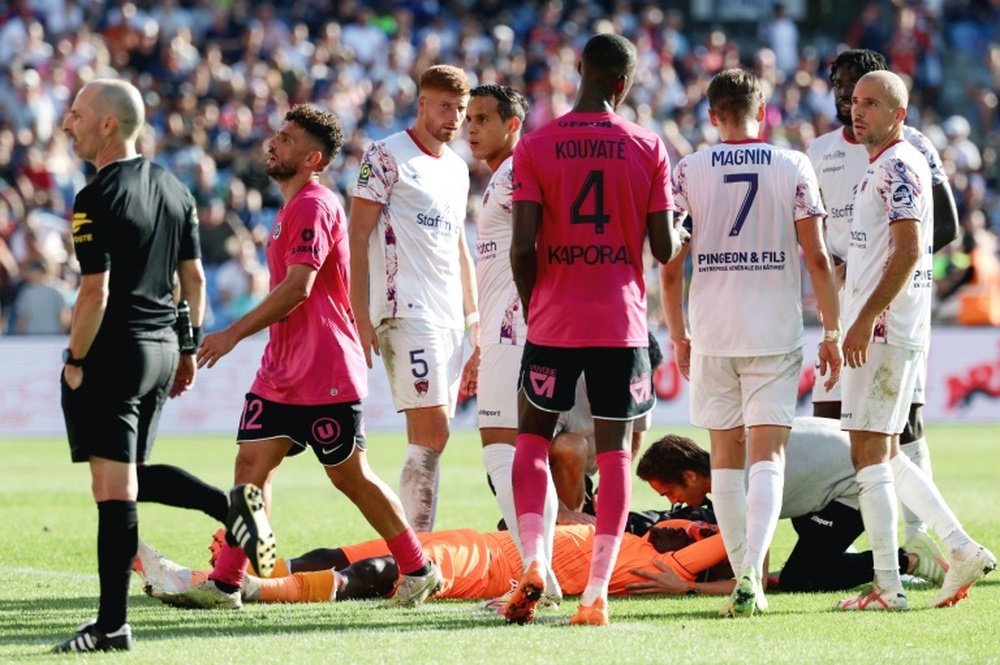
[256,570,337,603]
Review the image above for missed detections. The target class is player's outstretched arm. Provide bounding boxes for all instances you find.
[347,198,382,368]
[197,264,316,369]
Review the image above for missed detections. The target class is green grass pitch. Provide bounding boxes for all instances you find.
[1,424,998,664]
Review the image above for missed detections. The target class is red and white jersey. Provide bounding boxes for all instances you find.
[845,140,933,352]
[354,130,470,330]
[475,156,525,346]
[513,111,673,348]
[808,125,945,261]
[252,181,367,405]
[673,139,825,356]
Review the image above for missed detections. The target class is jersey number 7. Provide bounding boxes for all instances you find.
[724,172,758,237]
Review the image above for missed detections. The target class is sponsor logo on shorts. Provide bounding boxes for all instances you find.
[528,365,556,399]
[312,417,341,445]
[478,409,502,417]
[414,378,429,395]
[629,374,652,403]
[810,515,834,527]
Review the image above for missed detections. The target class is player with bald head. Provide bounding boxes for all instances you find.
[837,70,996,611]
[55,78,210,651]
[809,49,960,547]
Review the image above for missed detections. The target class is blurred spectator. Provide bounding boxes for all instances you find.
[937,211,1000,326]
[0,0,996,335]
[760,3,799,79]
[10,258,69,334]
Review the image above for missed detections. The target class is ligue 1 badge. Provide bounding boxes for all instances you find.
[272,223,282,239]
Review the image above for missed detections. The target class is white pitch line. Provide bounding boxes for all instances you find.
[0,566,99,582]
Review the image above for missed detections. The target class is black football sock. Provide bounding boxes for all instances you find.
[96,500,137,634]
[137,464,228,523]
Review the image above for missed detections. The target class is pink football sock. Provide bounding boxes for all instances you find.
[582,449,632,605]
[512,433,551,565]
[210,543,248,588]
[385,529,429,576]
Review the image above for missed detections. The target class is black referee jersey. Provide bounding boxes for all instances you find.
[70,157,202,336]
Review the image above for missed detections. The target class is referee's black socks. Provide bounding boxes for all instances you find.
[96,500,137,634]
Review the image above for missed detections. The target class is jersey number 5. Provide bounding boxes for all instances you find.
[571,170,610,235]
[724,173,758,236]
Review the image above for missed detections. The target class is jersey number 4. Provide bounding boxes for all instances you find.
[571,170,610,234]
[724,173,758,236]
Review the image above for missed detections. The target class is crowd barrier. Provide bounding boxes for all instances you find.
[1,327,997,436]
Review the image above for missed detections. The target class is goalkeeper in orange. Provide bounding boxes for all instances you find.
[137,518,733,607]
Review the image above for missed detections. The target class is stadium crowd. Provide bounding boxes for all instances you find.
[1,0,999,334]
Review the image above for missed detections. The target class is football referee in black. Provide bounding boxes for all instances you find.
[55,78,217,652]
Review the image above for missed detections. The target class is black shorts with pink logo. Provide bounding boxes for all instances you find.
[236,392,366,467]
[518,342,654,420]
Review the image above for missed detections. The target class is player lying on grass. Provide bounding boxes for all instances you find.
[137,519,734,607]
[634,418,995,608]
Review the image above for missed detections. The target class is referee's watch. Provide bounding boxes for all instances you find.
[62,348,85,367]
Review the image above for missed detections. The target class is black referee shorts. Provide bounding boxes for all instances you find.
[62,332,178,464]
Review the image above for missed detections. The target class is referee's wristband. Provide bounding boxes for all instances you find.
[192,326,204,349]
[822,329,841,343]
[465,312,479,327]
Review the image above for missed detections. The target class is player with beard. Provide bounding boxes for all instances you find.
[349,65,478,534]
[808,49,959,545]
[837,71,994,611]
[166,104,441,610]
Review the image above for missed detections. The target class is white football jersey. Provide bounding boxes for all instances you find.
[808,125,945,261]
[354,131,470,330]
[673,140,826,355]
[475,156,525,346]
[845,140,933,351]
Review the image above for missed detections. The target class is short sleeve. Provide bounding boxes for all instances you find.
[354,142,398,205]
[907,129,947,186]
[876,157,926,223]
[282,196,335,269]
[512,138,542,204]
[647,137,674,214]
[670,156,690,214]
[793,155,826,221]
[71,186,110,275]
[179,191,202,261]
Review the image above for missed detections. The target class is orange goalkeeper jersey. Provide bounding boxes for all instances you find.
[338,520,726,599]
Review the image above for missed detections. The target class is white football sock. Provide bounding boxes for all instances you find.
[890,453,972,554]
[711,468,747,577]
[899,437,933,542]
[744,460,783,578]
[857,463,902,592]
